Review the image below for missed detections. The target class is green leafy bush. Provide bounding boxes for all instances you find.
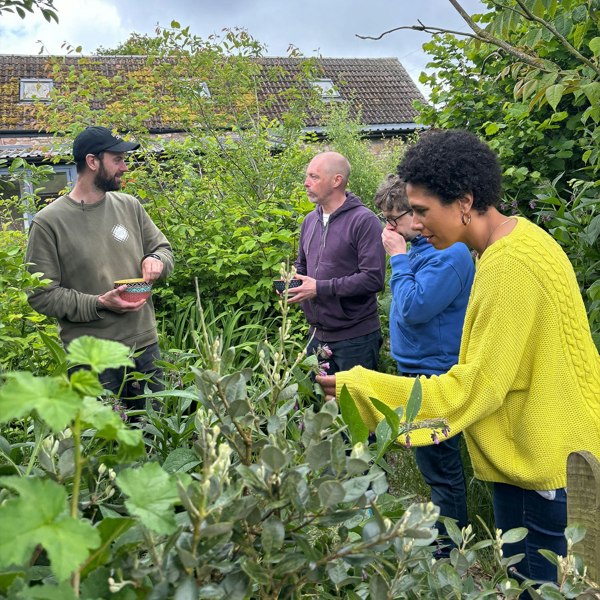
[0,297,597,598]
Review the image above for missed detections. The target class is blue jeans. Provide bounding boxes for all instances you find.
[493,482,567,583]
[307,329,382,374]
[414,434,468,547]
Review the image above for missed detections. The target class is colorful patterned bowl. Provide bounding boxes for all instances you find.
[114,278,153,302]
[273,279,302,294]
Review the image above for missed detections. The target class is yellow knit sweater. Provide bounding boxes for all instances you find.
[337,218,600,490]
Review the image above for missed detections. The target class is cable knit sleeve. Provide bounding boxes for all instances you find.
[337,248,542,445]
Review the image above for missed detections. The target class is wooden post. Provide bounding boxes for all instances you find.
[567,450,600,582]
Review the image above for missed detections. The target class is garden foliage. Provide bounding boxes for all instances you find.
[0,291,594,599]
[0,5,599,597]
[416,0,600,345]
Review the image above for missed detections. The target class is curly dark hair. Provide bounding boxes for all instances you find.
[397,129,502,213]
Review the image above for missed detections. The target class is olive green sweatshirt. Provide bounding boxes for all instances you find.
[25,192,173,349]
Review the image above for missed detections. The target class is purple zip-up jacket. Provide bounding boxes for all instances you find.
[294,192,386,342]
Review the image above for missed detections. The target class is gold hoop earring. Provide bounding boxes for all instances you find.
[461,212,472,226]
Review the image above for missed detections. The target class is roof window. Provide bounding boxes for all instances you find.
[310,78,341,100]
[20,78,53,102]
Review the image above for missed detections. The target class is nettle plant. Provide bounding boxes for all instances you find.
[0,289,596,599]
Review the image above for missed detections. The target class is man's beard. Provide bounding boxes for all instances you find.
[94,163,121,192]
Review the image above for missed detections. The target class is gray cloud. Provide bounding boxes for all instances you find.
[0,0,485,93]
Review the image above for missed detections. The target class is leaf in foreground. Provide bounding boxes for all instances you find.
[0,477,100,581]
[66,336,133,374]
[116,462,191,535]
[338,384,369,445]
[0,372,81,432]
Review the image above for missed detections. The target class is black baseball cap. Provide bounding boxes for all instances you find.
[72,126,140,161]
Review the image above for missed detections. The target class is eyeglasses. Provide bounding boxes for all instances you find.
[381,209,413,227]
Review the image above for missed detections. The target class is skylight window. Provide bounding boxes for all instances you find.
[19,78,53,102]
[310,78,341,100]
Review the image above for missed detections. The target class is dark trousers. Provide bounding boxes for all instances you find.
[493,482,567,583]
[414,435,468,541]
[98,342,164,410]
[404,371,468,553]
[307,329,382,374]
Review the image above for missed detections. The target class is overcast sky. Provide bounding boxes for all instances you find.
[0,0,486,94]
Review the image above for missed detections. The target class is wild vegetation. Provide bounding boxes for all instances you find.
[0,0,599,597]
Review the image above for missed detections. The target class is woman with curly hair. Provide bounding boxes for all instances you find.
[317,129,600,584]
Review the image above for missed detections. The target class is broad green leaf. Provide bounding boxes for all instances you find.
[501,527,528,544]
[261,445,288,471]
[338,385,369,445]
[67,336,133,374]
[374,419,392,460]
[362,519,383,543]
[485,122,500,135]
[116,463,191,535]
[436,563,463,588]
[369,573,389,600]
[318,480,346,506]
[80,397,144,448]
[442,517,462,547]
[162,448,201,473]
[306,440,332,471]
[70,369,104,397]
[370,396,400,436]
[273,553,307,577]
[538,549,560,567]
[581,82,600,106]
[200,522,233,538]
[326,559,350,586]
[573,22,587,50]
[174,575,199,600]
[267,414,284,435]
[19,581,79,599]
[261,517,285,554]
[532,0,545,17]
[584,214,600,246]
[545,83,565,110]
[330,433,346,475]
[405,378,422,423]
[219,372,247,403]
[0,477,100,581]
[342,475,371,503]
[565,524,586,545]
[590,37,600,57]
[321,398,339,419]
[240,556,271,585]
[0,372,81,432]
[277,384,298,402]
[346,457,370,476]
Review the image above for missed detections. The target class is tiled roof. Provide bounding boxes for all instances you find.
[255,57,424,127]
[0,54,424,137]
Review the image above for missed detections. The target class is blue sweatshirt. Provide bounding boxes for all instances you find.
[295,192,386,342]
[389,236,474,375]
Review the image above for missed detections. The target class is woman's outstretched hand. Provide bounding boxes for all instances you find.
[315,374,337,400]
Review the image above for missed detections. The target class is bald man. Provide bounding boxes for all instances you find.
[289,151,386,375]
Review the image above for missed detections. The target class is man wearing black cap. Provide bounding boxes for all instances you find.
[25,126,174,409]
